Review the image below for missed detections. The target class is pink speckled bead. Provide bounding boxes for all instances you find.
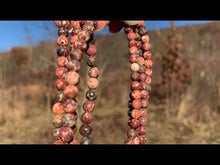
[55,67,67,79]
[139,82,147,90]
[129,46,138,55]
[64,85,78,98]
[127,31,136,40]
[57,35,69,47]
[140,108,147,117]
[66,60,80,72]
[132,99,142,109]
[145,68,152,76]
[141,99,149,108]
[55,79,66,91]
[63,99,77,113]
[139,135,147,144]
[57,56,68,67]
[128,118,140,129]
[143,51,152,60]
[81,112,93,124]
[65,71,80,85]
[140,73,147,82]
[142,43,151,51]
[87,78,99,89]
[83,100,95,112]
[140,90,149,99]
[139,116,147,126]
[53,103,64,115]
[142,35,150,43]
[145,76,152,85]
[59,126,74,143]
[86,44,97,56]
[133,137,140,144]
[131,72,140,81]
[131,109,141,119]
[131,90,141,99]
[144,59,153,68]
[88,67,99,78]
[131,81,140,90]
[136,57,145,65]
[130,54,138,63]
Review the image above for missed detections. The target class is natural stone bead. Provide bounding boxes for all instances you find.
[146,76,152,85]
[131,72,140,81]
[70,49,83,61]
[86,90,97,101]
[144,59,153,68]
[145,68,153,76]
[142,43,151,51]
[87,56,98,67]
[78,30,90,41]
[127,128,138,138]
[53,128,60,137]
[128,118,140,129]
[63,99,77,113]
[140,90,149,99]
[141,99,149,108]
[139,135,147,144]
[86,44,97,56]
[131,63,140,72]
[129,46,138,55]
[87,78,99,89]
[127,31,136,40]
[139,116,147,126]
[80,136,93,144]
[65,71,80,85]
[137,126,147,135]
[129,54,138,63]
[74,39,87,51]
[79,124,92,137]
[81,112,93,124]
[57,56,68,67]
[143,51,152,60]
[62,113,77,127]
[139,82,147,90]
[59,126,74,143]
[64,85,78,99]
[52,115,64,128]
[57,35,69,47]
[138,26,147,35]
[69,136,79,144]
[88,67,99,78]
[53,103,64,115]
[140,73,147,82]
[142,35,150,43]
[131,81,140,90]
[140,108,147,117]
[54,92,66,103]
[83,100,95,112]
[138,66,146,74]
[66,60,81,72]
[58,27,69,37]
[131,109,141,119]
[136,57,145,65]
[131,90,141,99]
[132,100,142,109]
[56,67,67,79]
[133,137,140,144]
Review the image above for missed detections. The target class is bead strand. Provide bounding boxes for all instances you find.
[124,21,153,144]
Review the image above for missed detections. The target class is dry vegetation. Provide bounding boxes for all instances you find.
[0,22,220,144]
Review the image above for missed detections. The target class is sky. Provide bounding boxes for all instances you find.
[0,21,213,52]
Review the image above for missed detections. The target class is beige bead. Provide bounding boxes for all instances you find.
[87,78,99,89]
[131,63,140,72]
[65,71,79,85]
[123,21,139,26]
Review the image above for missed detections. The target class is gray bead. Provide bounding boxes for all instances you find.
[87,56,98,67]
[80,137,93,145]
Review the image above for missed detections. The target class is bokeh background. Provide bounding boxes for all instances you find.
[0,20,219,144]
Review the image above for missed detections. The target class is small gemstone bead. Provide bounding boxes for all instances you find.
[138,26,147,35]
[131,90,141,99]
[57,48,68,56]
[88,67,99,78]
[81,112,93,124]
[131,81,140,90]
[63,99,77,113]
[53,128,60,137]
[70,49,83,61]
[141,99,149,108]
[64,85,78,99]
[136,57,145,65]
[52,115,63,128]
[65,71,80,85]
[131,109,141,119]
[127,128,137,138]
[62,113,77,127]
[53,103,64,115]
[131,63,140,72]
[83,100,95,112]
[137,126,147,135]
[142,35,150,43]
[145,68,152,76]
[57,35,69,46]
[136,41,142,49]
[80,137,92,144]
[87,56,98,67]
[131,72,140,81]
[140,108,147,117]
[79,124,92,137]
[87,78,99,89]
[69,136,79,144]
[130,54,138,63]
[57,56,68,67]
[143,51,152,60]
[59,126,74,143]
[139,135,147,144]
[140,73,147,82]
[74,39,87,51]
[78,30,90,41]
[54,92,66,103]
[129,40,137,47]
[129,46,138,55]
[128,118,140,129]
[55,79,66,91]
[144,59,153,68]
[70,35,78,44]
[139,82,147,90]
[58,27,69,37]
[71,28,81,35]
[86,90,97,101]
[132,100,142,109]
[146,76,152,85]
[142,43,151,51]
[140,90,149,99]
[54,140,65,144]
[139,116,147,126]
[127,31,136,40]
[55,67,67,79]
[66,60,81,72]
[86,44,97,56]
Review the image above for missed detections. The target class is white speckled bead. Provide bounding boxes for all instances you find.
[131,63,140,72]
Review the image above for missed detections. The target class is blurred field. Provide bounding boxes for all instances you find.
[0,22,220,144]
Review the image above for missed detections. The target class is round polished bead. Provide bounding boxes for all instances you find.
[145,68,153,76]
[137,126,147,135]
[55,79,66,91]
[144,59,153,68]
[129,46,138,55]
[131,90,141,99]
[131,109,141,119]
[139,135,147,144]
[127,31,136,40]
[69,136,79,144]
[140,90,149,99]
[54,92,66,103]
[62,113,77,127]
[143,51,152,60]
[127,128,137,138]
[86,44,97,56]
[78,30,90,41]
[130,63,140,72]
[70,49,83,61]
[139,116,147,126]
[138,66,146,74]
[70,35,78,44]
[87,78,99,89]
[57,35,69,47]
[83,100,95,112]
[59,126,74,143]
[55,67,67,79]
[53,128,60,137]
[71,28,81,35]
[132,100,142,109]
[142,35,150,43]
[131,72,140,81]
[86,90,97,101]
[88,67,99,78]
[140,73,147,82]
[129,40,137,47]
[142,43,151,51]
[53,103,64,115]
[57,56,68,67]
[140,108,147,117]
[139,82,148,90]
[63,99,77,113]
[131,81,140,90]
[146,76,152,85]
[130,54,138,63]
[133,137,140,144]
[79,124,92,137]
[52,115,63,128]
[141,99,149,108]
[80,137,92,144]
[57,48,68,57]
[64,85,78,99]
[66,60,81,72]
[128,118,140,129]
[138,26,147,35]
[81,112,93,124]
[87,56,98,67]
[136,57,145,65]
[65,71,80,85]
[74,39,87,51]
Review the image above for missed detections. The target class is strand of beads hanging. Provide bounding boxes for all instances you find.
[53,20,84,144]
[78,21,98,144]
[124,21,152,144]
